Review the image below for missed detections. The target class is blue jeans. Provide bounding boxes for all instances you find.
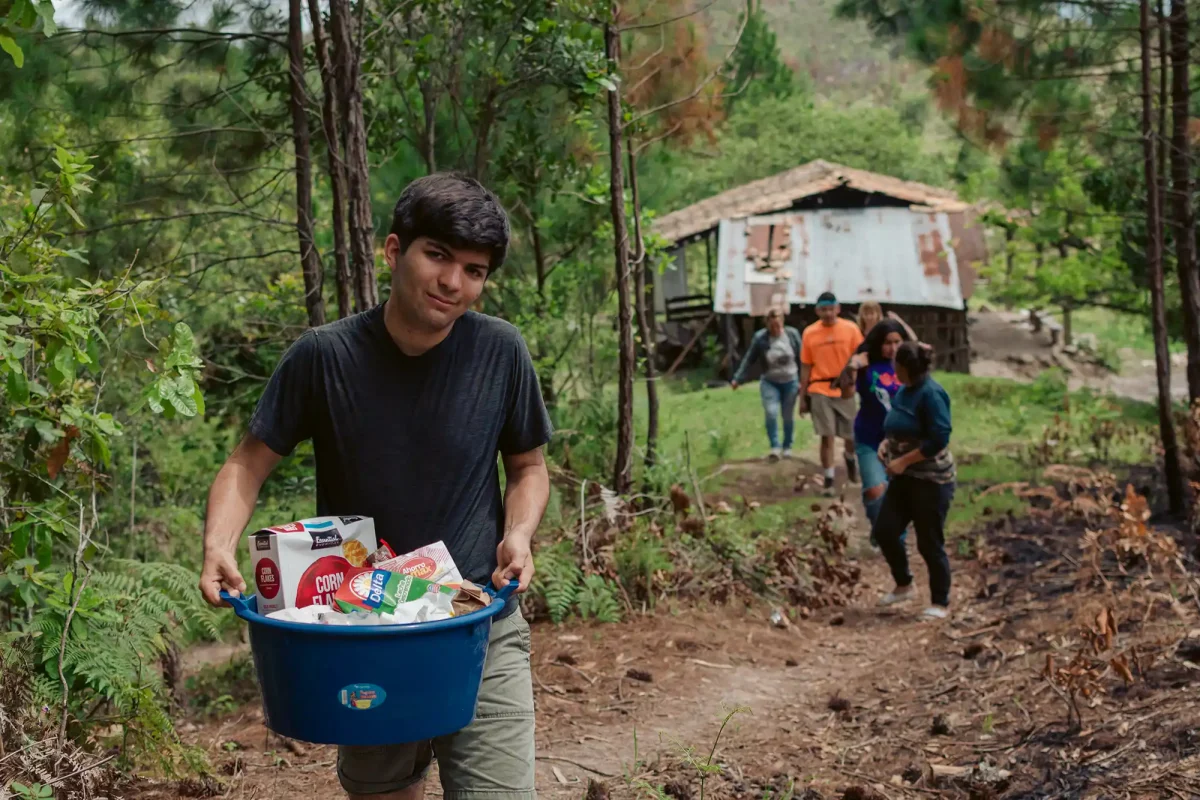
[760,378,799,450]
[856,442,907,547]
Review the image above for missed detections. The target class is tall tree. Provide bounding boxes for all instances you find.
[1169,0,1200,399]
[288,0,325,328]
[308,0,353,318]
[1142,0,1185,513]
[627,143,658,468]
[605,14,636,495]
[330,0,378,311]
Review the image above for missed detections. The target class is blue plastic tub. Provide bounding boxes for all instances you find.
[221,580,517,746]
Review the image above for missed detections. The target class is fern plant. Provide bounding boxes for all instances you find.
[576,575,623,623]
[531,539,582,623]
[615,530,673,606]
[19,560,218,771]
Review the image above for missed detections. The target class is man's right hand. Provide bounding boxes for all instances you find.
[199,548,246,607]
[798,395,809,415]
[730,380,739,390]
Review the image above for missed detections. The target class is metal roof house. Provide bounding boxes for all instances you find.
[651,160,987,375]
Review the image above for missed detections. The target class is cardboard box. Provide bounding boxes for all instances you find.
[250,515,377,615]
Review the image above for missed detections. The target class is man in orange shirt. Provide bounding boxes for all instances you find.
[800,292,864,496]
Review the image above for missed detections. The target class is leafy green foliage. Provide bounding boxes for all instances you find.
[0,0,56,68]
[575,574,623,623]
[1,153,210,771]
[184,653,259,719]
[532,539,582,623]
[614,530,673,606]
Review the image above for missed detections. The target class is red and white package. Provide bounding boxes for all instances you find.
[373,540,463,589]
[250,516,378,615]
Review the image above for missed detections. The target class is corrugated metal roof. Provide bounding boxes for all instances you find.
[714,208,966,312]
[653,160,971,244]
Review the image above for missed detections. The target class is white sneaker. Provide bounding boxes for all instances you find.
[781,448,793,459]
[922,606,950,620]
[767,448,782,462]
[878,585,915,607]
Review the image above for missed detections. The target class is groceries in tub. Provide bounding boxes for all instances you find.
[251,516,378,615]
[334,569,458,622]
[256,531,489,625]
[370,540,463,589]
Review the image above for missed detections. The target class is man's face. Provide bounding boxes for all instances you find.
[385,234,490,331]
[766,315,784,336]
[817,303,840,325]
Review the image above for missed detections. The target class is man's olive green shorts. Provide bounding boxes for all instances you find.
[809,393,855,439]
[336,607,535,798]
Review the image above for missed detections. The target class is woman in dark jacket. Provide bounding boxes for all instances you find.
[730,308,803,462]
[873,341,955,619]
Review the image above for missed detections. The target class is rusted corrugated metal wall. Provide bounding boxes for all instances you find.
[715,208,967,314]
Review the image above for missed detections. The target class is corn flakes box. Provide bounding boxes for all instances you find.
[250,516,377,615]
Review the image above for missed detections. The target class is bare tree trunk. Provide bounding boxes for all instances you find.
[605,18,635,495]
[309,0,353,319]
[420,80,438,173]
[529,215,556,407]
[288,0,326,328]
[330,0,378,312]
[628,144,658,469]
[1159,0,1169,217]
[1170,0,1200,399]
[1143,0,1186,514]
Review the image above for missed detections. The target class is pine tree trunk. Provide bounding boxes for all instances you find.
[529,216,556,408]
[628,145,658,469]
[1169,0,1200,399]
[605,18,635,495]
[1143,0,1186,514]
[330,0,378,312]
[288,0,326,328]
[308,0,353,319]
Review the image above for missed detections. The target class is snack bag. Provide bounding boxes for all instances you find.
[251,516,378,615]
[334,568,456,621]
[372,540,463,588]
[451,580,492,617]
[365,539,398,566]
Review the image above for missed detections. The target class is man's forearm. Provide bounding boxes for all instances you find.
[503,464,550,545]
[204,460,266,556]
[799,363,811,395]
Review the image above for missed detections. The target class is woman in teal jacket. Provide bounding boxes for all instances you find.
[730,308,803,462]
[873,341,956,619]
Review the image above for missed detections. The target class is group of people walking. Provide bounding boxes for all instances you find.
[732,293,956,619]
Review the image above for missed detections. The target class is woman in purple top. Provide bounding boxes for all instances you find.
[841,319,909,546]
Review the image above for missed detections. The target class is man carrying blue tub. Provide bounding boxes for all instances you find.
[198,173,552,800]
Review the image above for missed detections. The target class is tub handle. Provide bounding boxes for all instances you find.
[219,590,252,615]
[490,580,519,603]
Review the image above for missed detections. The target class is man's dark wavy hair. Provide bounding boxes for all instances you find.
[389,173,511,270]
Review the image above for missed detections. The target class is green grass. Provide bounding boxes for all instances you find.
[1071,306,1185,358]
[647,369,1158,477]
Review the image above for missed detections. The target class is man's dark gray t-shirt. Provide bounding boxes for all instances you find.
[249,305,553,613]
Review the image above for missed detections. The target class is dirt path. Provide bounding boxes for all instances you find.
[131,458,1200,800]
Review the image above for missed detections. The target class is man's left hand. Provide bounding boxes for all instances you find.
[493,535,535,593]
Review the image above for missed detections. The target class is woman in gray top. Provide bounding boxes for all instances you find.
[731,308,803,462]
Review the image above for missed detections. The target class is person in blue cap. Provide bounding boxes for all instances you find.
[800,292,863,496]
[730,307,804,461]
